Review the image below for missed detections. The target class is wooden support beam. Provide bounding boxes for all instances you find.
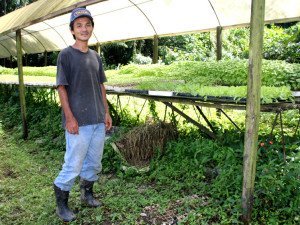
[106,91,299,112]
[96,43,101,55]
[216,26,223,127]
[219,108,241,131]
[292,110,300,142]
[195,106,216,133]
[279,111,287,164]
[242,0,265,223]
[262,111,279,158]
[16,29,28,139]
[153,35,158,64]
[107,99,120,126]
[136,99,147,122]
[133,40,137,62]
[163,102,221,143]
[117,95,123,120]
[44,51,47,66]
[24,54,28,66]
[216,26,222,61]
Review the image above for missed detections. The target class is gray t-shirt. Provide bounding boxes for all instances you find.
[56,46,107,129]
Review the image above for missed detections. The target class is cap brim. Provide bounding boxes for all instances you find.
[71,15,93,23]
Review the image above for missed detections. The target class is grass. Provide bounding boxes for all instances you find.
[0,126,60,224]
[0,66,57,77]
[0,75,56,84]
[0,125,221,225]
[0,93,299,224]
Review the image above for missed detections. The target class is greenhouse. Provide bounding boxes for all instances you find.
[0,0,299,224]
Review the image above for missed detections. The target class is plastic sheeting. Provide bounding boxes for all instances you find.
[0,0,299,58]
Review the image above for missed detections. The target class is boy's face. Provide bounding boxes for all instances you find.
[71,17,93,42]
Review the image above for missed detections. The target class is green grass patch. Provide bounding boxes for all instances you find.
[0,66,57,77]
[0,75,56,83]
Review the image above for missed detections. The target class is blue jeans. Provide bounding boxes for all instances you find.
[54,123,105,191]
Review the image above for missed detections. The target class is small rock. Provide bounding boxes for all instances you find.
[35,140,44,144]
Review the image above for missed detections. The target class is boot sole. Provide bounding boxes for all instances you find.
[81,201,104,208]
[56,212,77,223]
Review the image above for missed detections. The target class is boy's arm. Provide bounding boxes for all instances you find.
[101,84,112,131]
[57,85,79,134]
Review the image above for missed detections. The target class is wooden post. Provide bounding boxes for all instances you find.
[216,26,222,61]
[96,43,101,55]
[242,0,265,223]
[133,40,137,63]
[16,29,28,139]
[24,54,28,66]
[44,51,47,66]
[153,35,158,64]
[216,26,223,117]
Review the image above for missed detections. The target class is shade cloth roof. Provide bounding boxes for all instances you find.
[0,0,299,58]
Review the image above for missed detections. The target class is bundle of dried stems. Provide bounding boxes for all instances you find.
[115,121,178,167]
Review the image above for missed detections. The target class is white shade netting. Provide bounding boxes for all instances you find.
[0,0,299,58]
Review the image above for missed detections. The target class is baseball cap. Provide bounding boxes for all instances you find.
[70,8,93,23]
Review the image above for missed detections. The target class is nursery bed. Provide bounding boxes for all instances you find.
[0,81,299,112]
[0,80,299,144]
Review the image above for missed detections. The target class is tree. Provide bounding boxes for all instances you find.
[0,0,37,16]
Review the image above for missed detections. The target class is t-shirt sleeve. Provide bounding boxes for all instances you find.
[56,52,69,88]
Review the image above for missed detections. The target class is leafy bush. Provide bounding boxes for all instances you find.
[131,53,153,65]
[145,130,299,224]
[159,23,300,64]
[0,85,63,150]
[263,23,300,63]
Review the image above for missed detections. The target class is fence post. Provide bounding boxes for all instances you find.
[44,51,47,66]
[242,0,265,223]
[16,29,28,139]
[96,43,101,55]
[216,26,222,61]
[153,35,158,64]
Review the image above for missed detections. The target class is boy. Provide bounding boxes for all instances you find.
[54,8,112,222]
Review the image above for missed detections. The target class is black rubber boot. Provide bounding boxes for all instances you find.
[79,178,103,207]
[54,184,77,223]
